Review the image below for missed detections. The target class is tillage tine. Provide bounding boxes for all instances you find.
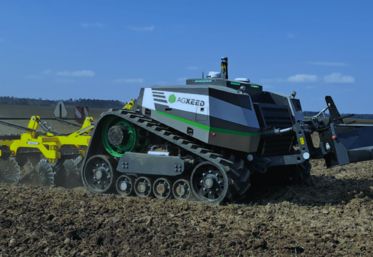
[229,168,240,177]
[232,180,240,191]
[238,182,251,195]
[242,168,251,182]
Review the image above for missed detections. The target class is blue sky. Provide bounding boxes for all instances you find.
[0,0,372,113]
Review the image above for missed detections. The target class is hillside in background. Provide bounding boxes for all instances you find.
[0,96,125,109]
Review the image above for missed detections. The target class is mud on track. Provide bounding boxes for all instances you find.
[1,158,373,256]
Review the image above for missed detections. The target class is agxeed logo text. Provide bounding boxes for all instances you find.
[168,94,205,106]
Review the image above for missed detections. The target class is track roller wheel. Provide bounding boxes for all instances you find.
[153,177,173,199]
[82,155,117,193]
[172,179,192,201]
[116,175,135,196]
[0,158,21,183]
[38,159,54,186]
[134,176,154,198]
[191,161,229,204]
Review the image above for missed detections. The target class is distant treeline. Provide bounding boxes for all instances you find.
[0,96,125,109]
[1,97,372,119]
[303,111,373,120]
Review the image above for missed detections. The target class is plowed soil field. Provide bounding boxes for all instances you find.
[1,106,373,256]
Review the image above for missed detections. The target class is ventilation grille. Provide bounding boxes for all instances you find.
[255,103,294,157]
[261,135,294,157]
[259,104,293,128]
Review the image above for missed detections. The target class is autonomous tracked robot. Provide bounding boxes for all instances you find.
[81,57,373,204]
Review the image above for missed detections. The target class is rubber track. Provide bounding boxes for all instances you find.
[114,110,252,201]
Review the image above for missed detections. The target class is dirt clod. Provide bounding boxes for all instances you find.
[8,239,16,247]
[253,239,267,249]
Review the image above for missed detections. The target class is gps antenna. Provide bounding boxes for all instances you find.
[221,57,228,79]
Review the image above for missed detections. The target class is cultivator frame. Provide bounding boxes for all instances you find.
[0,115,94,186]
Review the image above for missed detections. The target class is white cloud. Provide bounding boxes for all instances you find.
[127,25,154,31]
[187,66,197,70]
[27,75,42,79]
[27,69,52,79]
[306,62,348,67]
[287,74,318,82]
[287,33,295,38]
[55,79,74,83]
[324,73,355,83]
[56,70,95,77]
[262,74,318,83]
[81,22,104,28]
[113,78,144,84]
[260,78,281,83]
[42,70,52,75]
[177,77,187,82]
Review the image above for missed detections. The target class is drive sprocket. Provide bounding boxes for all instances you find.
[37,159,54,186]
[0,158,21,183]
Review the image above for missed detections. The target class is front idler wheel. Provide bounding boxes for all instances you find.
[172,179,192,201]
[191,161,229,204]
[83,155,117,194]
[153,177,173,199]
[116,175,135,196]
[134,176,154,198]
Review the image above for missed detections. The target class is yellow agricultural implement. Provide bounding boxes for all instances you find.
[0,116,94,187]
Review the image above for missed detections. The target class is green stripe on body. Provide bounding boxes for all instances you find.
[156,111,261,137]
